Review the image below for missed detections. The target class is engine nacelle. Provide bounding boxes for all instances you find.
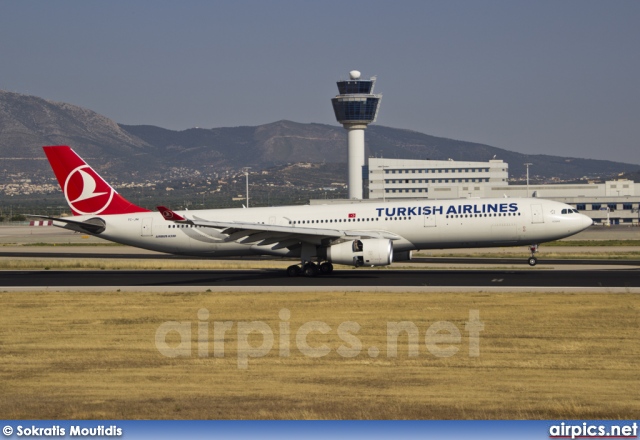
[326,239,393,267]
[393,250,412,262]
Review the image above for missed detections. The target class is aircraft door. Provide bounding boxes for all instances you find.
[531,204,544,224]
[141,218,153,236]
[423,214,436,227]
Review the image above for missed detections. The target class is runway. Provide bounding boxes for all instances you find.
[2,268,639,287]
[1,250,640,267]
[2,228,639,288]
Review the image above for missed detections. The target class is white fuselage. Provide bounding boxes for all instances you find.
[57,197,592,260]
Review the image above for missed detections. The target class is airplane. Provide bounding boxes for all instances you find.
[34,146,593,276]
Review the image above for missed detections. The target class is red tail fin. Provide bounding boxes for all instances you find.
[43,146,150,216]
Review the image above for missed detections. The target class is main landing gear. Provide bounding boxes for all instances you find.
[528,244,539,266]
[286,261,334,277]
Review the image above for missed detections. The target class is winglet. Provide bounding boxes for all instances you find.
[157,206,187,221]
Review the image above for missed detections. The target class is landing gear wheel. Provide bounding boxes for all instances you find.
[528,256,538,266]
[286,265,301,277]
[303,263,319,277]
[319,262,334,275]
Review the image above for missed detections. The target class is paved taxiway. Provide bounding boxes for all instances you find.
[1,249,638,267]
[2,268,639,288]
[2,224,639,289]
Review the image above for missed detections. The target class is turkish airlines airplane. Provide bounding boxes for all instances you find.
[36,146,593,276]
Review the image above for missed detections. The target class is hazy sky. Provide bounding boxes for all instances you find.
[1,1,638,163]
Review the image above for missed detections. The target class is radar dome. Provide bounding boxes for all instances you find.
[349,70,361,80]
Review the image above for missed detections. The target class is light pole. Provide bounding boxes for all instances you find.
[243,167,251,207]
[524,163,533,197]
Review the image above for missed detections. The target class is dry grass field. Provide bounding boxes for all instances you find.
[0,258,296,271]
[0,289,638,419]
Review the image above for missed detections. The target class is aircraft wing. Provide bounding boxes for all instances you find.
[157,207,401,248]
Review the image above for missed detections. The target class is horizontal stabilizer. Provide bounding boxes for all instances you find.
[27,215,106,234]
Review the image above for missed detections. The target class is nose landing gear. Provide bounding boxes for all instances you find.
[528,244,539,266]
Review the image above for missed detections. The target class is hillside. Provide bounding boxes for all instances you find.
[1,90,638,184]
[0,90,159,179]
[122,121,640,180]
[619,170,640,182]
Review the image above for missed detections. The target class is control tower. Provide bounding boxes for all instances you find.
[331,70,382,199]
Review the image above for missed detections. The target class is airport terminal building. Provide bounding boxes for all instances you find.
[330,158,640,226]
[367,158,510,199]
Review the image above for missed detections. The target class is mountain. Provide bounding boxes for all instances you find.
[0,90,157,179]
[363,126,640,179]
[1,90,638,183]
[121,121,640,180]
[119,121,347,170]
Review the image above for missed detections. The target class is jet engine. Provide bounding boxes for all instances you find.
[393,250,412,262]
[326,239,393,267]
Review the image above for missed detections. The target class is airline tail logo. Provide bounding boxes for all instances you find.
[64,165,115,215]
[43,146,150,216]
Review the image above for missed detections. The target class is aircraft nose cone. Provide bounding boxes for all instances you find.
[580,214,593,229]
